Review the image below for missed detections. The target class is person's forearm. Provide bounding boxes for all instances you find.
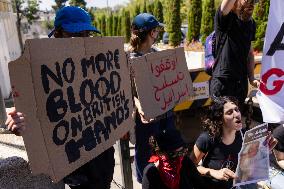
[221,0,237,15]
[247,48,255,82]
[197,166,217,177]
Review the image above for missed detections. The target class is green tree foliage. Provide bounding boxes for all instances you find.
[166,0,182,46]
[95,16,101,31]
[134,4,140,17]
[153,0,163,23]
[141,0,147,13]
[13,0,40,51]
[117,15,122,36]
[69,0,87,9]
[253,0,270,51]
[52,0,67,11]
[124,10,131,42]
[147,2,153,14]
[153,0,163,40]
[43,20,54,30]
[200,0,215,43]
[113,15,118,36]
[187,0,202,42]
[101,14,107,36]
[107,13,114,36]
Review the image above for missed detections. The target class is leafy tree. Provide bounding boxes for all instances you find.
[95,16,101,31]
[200,0,215,43]
[134,4,140,17]
[69,0,87,9]
[153,0,163,40]
[187,0,202,42]
[141,0,147,13]
[124,10,131,42]
[166,0,182,46]
[101,14,107,36]
[52,0,67,11]
[147,2,153,14]
[13,0,40,52]
[113,15,118,36]
[43,20,54,30]
[253,0,270,51]
[107,13,114,36]
[117,15,122,36]
[153,0,163,23]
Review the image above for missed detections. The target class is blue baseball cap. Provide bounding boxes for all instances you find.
[48,6,100,38]
[132,13,164,32]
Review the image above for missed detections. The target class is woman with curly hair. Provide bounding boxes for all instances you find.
[190,96,277,189]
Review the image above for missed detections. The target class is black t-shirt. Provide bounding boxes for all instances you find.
[270,126,284,169]
[213,8,256,79]
[273,126,284,152]
[195,131,243,189]
[142,156,207,189]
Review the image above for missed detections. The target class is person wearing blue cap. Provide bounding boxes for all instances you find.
[48,6,100,38]
[48,6,114,189]
[128,13,175,184]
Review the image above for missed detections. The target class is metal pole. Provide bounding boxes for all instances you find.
[118,139,133,189]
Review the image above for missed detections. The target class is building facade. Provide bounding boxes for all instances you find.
[0,0,21,98]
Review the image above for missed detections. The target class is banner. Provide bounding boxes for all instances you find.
[234,123,269,186]
[131,48,193,119]
[8,37,134,182]
[257,0,284,123]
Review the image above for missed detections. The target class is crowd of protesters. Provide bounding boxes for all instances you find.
[2,0,284,189]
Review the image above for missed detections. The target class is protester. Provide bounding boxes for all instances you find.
[263,125,284,189]
[128,13,175,183]
[142,128,206,189]
[47,6,114,189]
[190,96,277,189]
[210,0,260,106]
[4,107,26,136]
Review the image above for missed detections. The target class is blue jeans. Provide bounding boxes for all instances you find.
[264,167,284,189]
[134,111,175,183]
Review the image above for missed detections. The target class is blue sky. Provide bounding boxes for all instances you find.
[40,0,130,10]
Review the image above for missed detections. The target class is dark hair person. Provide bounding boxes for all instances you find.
[190,96,277,189]
[209,0,260,107]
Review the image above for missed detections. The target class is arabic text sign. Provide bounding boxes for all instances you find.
[8,37,134,182]
[257,0,284,123]
[132,48,193,119]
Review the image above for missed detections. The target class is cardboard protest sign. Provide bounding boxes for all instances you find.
[8,37,134,182]
[257,0,284,123]
[234,124,269,187]
[131,48,193,119]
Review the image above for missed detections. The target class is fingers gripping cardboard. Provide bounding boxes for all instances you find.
[8,37,134,182]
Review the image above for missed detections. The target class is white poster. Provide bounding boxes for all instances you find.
[257,0,284,123]
[234,124,269,187]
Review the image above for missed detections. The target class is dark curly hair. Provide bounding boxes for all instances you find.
[202,96,239,139]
